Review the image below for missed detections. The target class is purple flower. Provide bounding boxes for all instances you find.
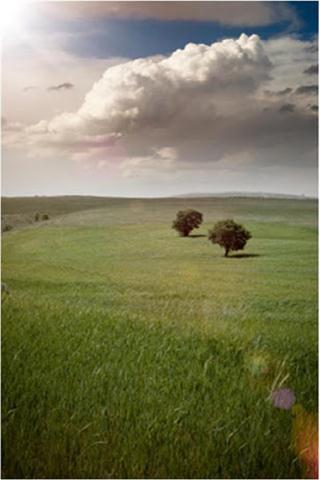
[272,388,296,410]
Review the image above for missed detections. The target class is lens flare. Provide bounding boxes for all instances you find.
[292,405,318,479]
[271,388,296,410]
[0,0,25,37]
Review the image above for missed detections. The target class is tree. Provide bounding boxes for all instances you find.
[34,213,40,222]
[172,209,203,237]
[208,219,251,257]
[42,214,49,221]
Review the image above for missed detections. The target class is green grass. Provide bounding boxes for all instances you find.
[2,195,317,228]
[1,197,318,478]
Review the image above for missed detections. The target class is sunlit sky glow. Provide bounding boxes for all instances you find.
[1,1,318,197]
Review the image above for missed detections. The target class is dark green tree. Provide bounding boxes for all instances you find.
[172,209,203,237]
[42,214,49,221]
[208,219,251,257]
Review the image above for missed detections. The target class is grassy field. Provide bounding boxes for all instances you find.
[1,196,318,479]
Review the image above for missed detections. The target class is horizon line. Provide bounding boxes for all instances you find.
[1,191,317,200]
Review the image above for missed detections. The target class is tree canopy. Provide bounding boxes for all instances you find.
[208,219,251,256]
[172,209,203,237]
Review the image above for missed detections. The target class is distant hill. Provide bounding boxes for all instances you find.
[173,192,315,199]
[2,194,317,233]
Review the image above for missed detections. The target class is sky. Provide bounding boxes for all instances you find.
[1,1,318,197]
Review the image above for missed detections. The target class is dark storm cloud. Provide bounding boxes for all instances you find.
[276,87,293,96]
[172,107,317,169]
[295,84,318,95]
[279,103,295,113]
[47,82,74,92]
[265,87,292,96]
[303,64,318,75]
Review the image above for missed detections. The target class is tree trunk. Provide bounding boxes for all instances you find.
[224,248,229,257]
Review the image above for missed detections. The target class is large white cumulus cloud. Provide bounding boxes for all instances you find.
[21,34,270,148]
[79,33,270,127]
[5,33,317,173]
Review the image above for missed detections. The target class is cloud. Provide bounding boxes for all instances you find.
[39,2,299,27]
[2,117,24,131]
[47,82,74,92]
[279,103,295,113]
[14,34,271,150]
[265,87,292,96]
[263,36,317,92]
[304,64,318,75]
[2,117,25,152]
[120,147,178,179]
[276,87,293,96]
[4,34,317,178]
[295,84,318,95]
[2,38,127,124]
[22,85,38,92]
[305,43,318,54]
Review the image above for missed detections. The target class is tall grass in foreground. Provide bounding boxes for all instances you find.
[2,298,316,479]
[2,199,318,478]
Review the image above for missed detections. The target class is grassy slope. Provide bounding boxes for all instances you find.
[2,195,317,223]
[2,197,318,478]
